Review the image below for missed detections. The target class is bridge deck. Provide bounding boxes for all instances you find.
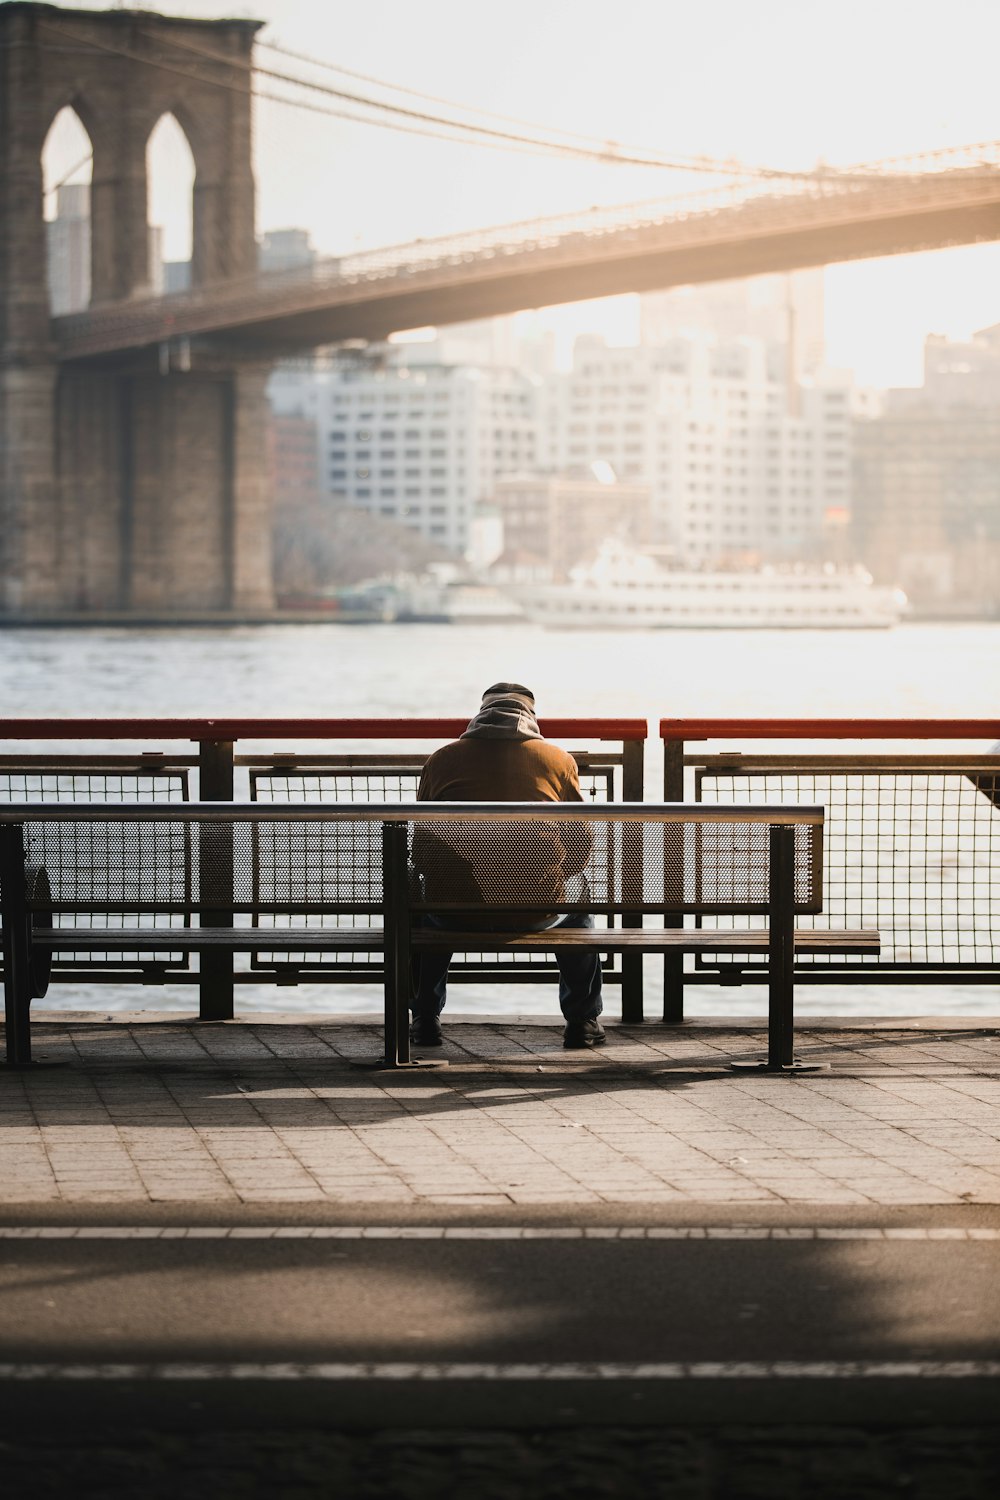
[54,162,1000,361]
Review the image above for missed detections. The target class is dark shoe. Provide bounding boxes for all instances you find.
[563,1018,607,1050]
[410,1014,443,1047]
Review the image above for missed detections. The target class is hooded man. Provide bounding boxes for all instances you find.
[410,683,605,1050]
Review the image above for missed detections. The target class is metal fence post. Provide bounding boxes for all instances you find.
[662,736,686,1022]
[621,737,644,802]
[198,739,234,1021]
[620,736,645,1023]
[767,823,796,1070]
[0,822,32,1066]
[382,819,412,1068]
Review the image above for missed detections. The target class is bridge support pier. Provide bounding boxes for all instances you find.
[0,362,274,621]
[0,365,62,613]
[230,370,275,615]
[43,362,275,619]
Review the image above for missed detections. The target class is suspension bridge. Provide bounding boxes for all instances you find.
[1,1,999,618]
[57,142,1000,363]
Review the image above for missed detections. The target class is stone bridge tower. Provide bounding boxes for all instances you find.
[0,2,273,618]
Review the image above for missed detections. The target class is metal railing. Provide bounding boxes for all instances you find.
[660,718,1000,1020]
[4,716,997,1027]
[0,717,646,1019]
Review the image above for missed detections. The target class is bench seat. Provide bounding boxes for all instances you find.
[29,927,382,952]
[412,929,881,954]
[29,925,879,957]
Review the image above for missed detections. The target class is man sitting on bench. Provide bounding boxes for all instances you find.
[411,682,605,1050]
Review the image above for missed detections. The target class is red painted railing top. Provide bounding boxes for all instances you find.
[0,717,648,743]
[659,718,1000,741]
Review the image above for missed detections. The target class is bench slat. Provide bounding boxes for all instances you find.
[30,927,383,952]
[411,929,882,954]
[29,918,875,954]
[31,925,880,956]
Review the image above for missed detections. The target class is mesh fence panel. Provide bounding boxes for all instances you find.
[697,766,1000,967]
[249,817,386,970]
[23,815,818,914]
[2,768,190,970]
[249,763,616,805]
[16,810,821,978]
[247,760,615,973]
[250,768,401,968]
[409,817,817,916]
[0,770,189,803]
[24,820,382,915]
[252,769,417,805]
[24,816,192,967]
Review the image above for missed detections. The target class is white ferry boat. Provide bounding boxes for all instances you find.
[511,540,907,630]
[394,580,526,624]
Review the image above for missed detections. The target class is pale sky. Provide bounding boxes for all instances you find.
[45,0,1000,386]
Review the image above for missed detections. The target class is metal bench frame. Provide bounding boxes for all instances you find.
[0,802,879,1074]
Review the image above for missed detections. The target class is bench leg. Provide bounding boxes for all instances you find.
[199,950,235,1022]
[662,950,685,1023]
[620,949,643,1023]
[354,822,445,1071]
[385,824,412,1067]
[1,823,33,1068]
[768,824,796,1070]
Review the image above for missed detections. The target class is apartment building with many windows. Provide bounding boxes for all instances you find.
[852,325,1000,616]
[490,468,651,574]
[270,346,539,554]
[542,336,851,564]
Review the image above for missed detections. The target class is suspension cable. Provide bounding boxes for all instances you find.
[37,22,625,163]
[148,27,754,175]
[257,35,751,176]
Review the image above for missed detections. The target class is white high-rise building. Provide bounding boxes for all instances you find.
[269,345,540,554]
[543,336,851,563]
[640,269,826,379]
[46,183,90,315]
[394,317,556,376]
[259,228,316,273]
[147,224,165,295]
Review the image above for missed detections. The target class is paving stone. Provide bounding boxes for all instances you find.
[3,1018,1000,1208]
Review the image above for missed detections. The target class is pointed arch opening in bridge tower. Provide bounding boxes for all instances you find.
[42,104,113,613]
[146,112,195,294]
[3,5,273,619]
[42,106,94,316]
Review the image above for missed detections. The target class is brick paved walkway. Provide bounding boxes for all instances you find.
[5,1015,1000,1210]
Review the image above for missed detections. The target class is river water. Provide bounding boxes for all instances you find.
[2,619,997,1019]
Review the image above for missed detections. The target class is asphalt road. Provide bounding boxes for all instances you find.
[2,1224,998,1496]
[2,1229,998,1428]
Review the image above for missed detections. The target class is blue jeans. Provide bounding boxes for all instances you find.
[412,913,604,1024]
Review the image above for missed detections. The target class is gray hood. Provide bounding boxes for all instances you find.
[461,699,541,740]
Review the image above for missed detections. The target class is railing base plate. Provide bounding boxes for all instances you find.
[730,1058,830,1074]
[351,1057,450,1071]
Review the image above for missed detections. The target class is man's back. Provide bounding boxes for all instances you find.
[409,682,606,1050]
[417,736,583,806]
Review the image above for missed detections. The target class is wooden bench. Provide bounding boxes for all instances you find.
[0,802,879,1072]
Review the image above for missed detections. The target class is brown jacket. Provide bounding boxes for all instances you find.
[413,737,592,922]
